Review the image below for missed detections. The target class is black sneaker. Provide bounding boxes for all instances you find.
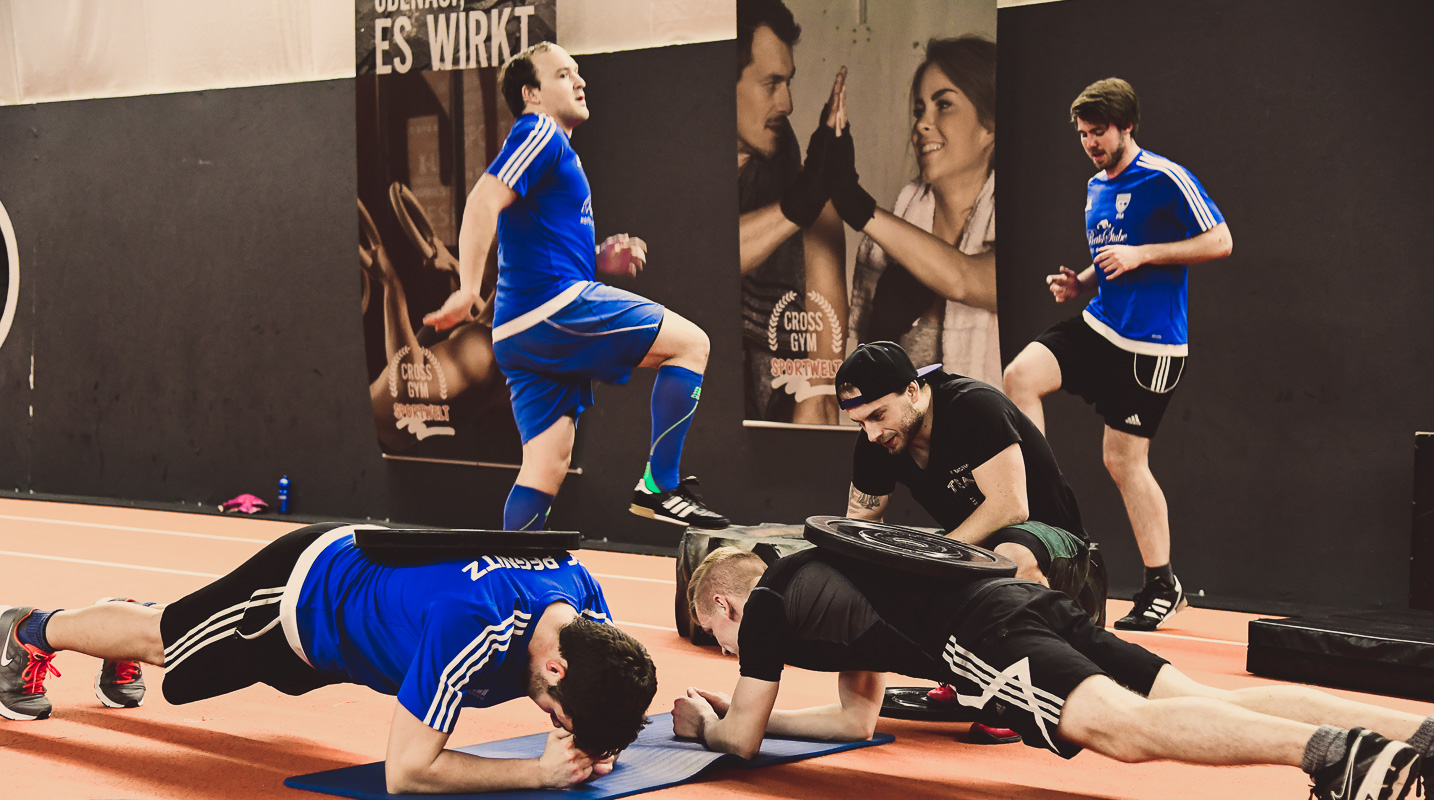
[630,476,730,529]
[94,598,146,709]
[0,606,61,721]
[1310,728,1421,800]
[1113,576,1189,631]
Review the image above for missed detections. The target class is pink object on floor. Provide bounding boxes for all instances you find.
[219,494,269,514]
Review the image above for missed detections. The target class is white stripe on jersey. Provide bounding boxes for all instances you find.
[424,612,532,731]
[1136,153,1217,231]
[497,115,558,188]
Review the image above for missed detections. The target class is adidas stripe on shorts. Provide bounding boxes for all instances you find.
[158,523,345,705]
[1034,315,1186,438]
[943,580,1168,758]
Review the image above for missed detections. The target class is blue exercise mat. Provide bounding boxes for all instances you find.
[285,712,894,800]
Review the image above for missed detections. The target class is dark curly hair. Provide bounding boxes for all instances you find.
[547,617,657,758]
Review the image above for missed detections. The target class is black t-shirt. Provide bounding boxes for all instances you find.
[851,372,1085,539]
[738,549,996,683]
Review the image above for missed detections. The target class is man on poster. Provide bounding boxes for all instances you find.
[1003,78,1232,631]
[735,0,849,425]
[425,42,728,531]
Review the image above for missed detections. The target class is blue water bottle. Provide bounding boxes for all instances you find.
[277,475,291,514]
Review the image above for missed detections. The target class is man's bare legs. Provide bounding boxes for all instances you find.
[1102,427,1170,570]
[44,603,166,666]
[1003,342,1062,434]
[1056,667,1425,797]
[638,310,709,372]
[1058,673,1312,766]
[1148,665,1427,744]
[1006,341,1185,629]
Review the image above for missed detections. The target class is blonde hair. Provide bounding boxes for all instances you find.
[687,547,767,623]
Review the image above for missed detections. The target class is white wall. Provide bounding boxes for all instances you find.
[0,0,733,105]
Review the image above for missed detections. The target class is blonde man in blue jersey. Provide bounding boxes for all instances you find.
[1004,78,1233,631]
[425,43,728,532]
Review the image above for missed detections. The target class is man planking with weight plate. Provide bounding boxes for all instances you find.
[675,541,1430,800]
[1,522,657,794]
[836,340,1103,735]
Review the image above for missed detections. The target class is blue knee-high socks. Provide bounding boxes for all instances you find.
[504,484,555,531]
[644,365,704,493]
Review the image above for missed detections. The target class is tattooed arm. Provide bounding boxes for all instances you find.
[846,484,891,521]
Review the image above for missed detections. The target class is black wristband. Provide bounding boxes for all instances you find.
[778,123,835,228]
[830,180,876,231]
[779,170,826,228]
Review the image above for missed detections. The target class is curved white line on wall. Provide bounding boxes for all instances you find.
[0,199,18,351]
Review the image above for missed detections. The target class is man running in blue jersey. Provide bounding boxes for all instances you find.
[424,42,728,532]
[0,522,658,795]
[1004,78,1233,632]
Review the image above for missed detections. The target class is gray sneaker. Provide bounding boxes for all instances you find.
[0,605,60,721]
[93,598,146,709]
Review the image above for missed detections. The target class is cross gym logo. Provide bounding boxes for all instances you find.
[0,199,18,353]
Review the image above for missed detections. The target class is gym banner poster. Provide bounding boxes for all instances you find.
[355,0,555,465]
[738,0,998,428]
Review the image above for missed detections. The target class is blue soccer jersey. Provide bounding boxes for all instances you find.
[1083,149,1224,354]
[487,113,597,329]
[285,529,611,733]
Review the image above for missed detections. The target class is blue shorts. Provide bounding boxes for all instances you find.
[492,282,665,443]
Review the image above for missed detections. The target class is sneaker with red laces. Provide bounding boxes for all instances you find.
[93,598,146,709]
[95,658,145,709]
[927,684,958,704]
[0,606,61,721]
[926,685,1022,744]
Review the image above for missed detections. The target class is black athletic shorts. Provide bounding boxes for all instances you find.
[940,580,1168,759]
[159,522,350,705]
[1035,315,1186,438]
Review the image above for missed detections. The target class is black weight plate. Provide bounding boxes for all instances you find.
[880,687,981,722]
[355,529,580,557]
[803,516,1016,578]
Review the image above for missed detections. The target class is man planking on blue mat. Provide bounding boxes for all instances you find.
[0,522,657,794]
[676,546,1432,800]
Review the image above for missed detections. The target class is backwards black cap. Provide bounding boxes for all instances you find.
[834,341,941,410]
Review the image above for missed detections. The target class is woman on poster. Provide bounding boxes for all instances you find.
[837,36,999,386]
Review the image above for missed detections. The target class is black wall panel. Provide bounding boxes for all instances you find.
[998,0,1434,609]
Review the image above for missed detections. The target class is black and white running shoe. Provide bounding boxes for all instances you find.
[1113,576,1189,631]
[1310,728,1421,800]
[630,476,730,529]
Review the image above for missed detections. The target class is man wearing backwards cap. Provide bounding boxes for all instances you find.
[836,340,1088,592]
[836,341,1099,736]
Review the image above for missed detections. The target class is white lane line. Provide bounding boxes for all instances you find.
[588,572,674,586]
[0,549,223,578]
[1114,628,1247,648]
[0,514,271,544]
